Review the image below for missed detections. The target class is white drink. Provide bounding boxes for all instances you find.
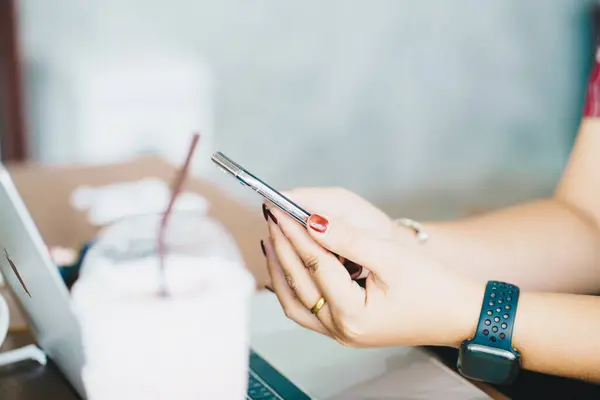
[71,254,255,400]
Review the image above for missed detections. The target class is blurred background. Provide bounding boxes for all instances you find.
[1,0,598,219]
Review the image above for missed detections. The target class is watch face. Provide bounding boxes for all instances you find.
[458,343,520,385]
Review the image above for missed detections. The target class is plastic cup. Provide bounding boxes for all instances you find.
[71,212,255,399]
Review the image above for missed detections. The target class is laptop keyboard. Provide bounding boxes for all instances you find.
[247,370,283,399]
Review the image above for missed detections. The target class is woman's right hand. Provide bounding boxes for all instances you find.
[262,202,480,348]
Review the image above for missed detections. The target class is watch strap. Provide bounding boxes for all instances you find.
[471,281,520,351]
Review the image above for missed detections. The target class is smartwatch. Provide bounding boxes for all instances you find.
[457,280,521,385]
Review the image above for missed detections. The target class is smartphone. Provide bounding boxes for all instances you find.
[211,151,311,226]
[211,151,366,282]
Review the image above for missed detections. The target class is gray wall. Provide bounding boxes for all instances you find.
[17,1,596,217]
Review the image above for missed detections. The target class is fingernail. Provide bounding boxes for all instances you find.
[343,259,363,280]
[263,206,277,224]
[260,240,266,256]
[308,214,328,233]
[265,285,274,293]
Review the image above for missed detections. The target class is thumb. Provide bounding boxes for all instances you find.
[306,214,399,278]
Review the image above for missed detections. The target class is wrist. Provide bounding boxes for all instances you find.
[414,277,484,348]
[438,280,485,348]
[391,219,485,347]
[456,281,523,385]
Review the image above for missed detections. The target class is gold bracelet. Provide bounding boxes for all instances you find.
[394,218,429,244]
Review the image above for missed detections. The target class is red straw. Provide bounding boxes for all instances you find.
[157,132,201,296]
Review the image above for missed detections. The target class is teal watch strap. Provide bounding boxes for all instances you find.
[457,280,521,385]
[472,281,520,348]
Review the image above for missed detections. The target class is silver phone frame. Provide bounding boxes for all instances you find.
[211,152,310,226]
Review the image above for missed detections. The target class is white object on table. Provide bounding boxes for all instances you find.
[70,178,210,226]
[0,294,9,348]
[71,255,255,400]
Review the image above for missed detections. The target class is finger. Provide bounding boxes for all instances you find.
[267,219,341,330]
[277,191,371,280]
[304,213,402,279]
[264,239,331,337]
[269,207,365,313]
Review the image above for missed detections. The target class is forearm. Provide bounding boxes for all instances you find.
[396,198,600,293]
[392,115,600,294]
[454,287,600,382]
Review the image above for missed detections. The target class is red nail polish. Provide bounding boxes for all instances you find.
[308,214,328,233]
[260,240,266,256]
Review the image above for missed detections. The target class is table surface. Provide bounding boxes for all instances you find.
[0,330,80,400]
[249,292,500,399]
[0,293,499,400]
[1,292,600,400]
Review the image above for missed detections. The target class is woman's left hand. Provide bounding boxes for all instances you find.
[262,204,482,348]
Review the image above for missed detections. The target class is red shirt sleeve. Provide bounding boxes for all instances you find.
[583,55,600,117]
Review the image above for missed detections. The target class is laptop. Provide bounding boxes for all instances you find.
[0,166,490,399]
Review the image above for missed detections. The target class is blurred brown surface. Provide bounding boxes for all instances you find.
[5,156,269,289]
[1,329,33,352]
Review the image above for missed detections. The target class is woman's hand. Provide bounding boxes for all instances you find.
[263,202,482,348]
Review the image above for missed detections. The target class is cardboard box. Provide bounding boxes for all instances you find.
[0,156,269,329]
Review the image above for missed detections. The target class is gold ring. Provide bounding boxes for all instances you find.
[310,296,326,315]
